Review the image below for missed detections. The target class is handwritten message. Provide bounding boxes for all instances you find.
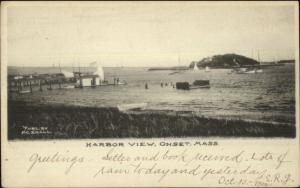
[23,141,297,187]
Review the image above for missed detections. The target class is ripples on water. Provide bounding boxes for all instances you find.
[9,64,295,124]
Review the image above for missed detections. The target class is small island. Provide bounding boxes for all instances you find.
[190,53,259,69]
[147,53,292,71]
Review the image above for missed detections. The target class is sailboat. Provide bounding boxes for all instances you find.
[244,51,263,74]
[255,51,263,73]
[194,63,199,71]
[94,63,104,81]
[244,68,256,74]
[230,55,263,74]
[244,68,263,74]
[93,62,107,86]
[61,64,75,89]
[230,58,246,74]
[205,66,210,72]
[62,70,74,78]
[73,61,106,88]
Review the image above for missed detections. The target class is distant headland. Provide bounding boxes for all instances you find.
[190,53,259,69]
[148,53,294,71]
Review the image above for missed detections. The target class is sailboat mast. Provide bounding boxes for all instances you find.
[59,62,62,73]
[257,51,261,64]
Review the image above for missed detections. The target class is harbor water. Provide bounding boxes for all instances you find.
[8,64,296,125]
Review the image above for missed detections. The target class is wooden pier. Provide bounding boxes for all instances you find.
[8,73,74,94]
[8,70,112,94]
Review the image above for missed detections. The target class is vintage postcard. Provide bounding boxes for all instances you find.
[1,1,299,187]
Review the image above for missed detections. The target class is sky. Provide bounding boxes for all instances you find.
[5,1,298,67]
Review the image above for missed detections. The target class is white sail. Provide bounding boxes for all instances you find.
[92,62,104,81]
[62,70,74,78]
[193,63,199,71]
[233,58,240,67]
[205,66,210,72]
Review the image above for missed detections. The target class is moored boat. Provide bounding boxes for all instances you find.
[19,90,31,94]
[205,66,210,72]
[62,85,75,89]
[117,103,147,111]
[176,80,210,90]
[194,63,200,71]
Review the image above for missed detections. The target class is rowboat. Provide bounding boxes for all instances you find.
[63,85,75,89]
[117,103,147,111]
[19,90,31,94]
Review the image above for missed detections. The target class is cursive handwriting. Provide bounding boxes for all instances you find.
[25,149,295,186]
[27,151,84,174]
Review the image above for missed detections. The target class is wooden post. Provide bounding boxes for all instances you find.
[79,77,83,88]
[48,81,52,90]
[92,77,96,87]
[16,81,19,92]
[19,81,22,92]
[39,80,43,91]
[29,81,32,93]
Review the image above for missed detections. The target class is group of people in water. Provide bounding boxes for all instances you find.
[144,82,175,89]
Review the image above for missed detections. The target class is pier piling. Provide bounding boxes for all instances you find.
[48,81,52,90]
[39,80,43,91]
[29,81,32,93]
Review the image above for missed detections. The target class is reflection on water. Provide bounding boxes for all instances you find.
[9,64,295,124]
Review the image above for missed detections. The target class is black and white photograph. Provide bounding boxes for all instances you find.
[6,2,297,140]
[2,2,300,187]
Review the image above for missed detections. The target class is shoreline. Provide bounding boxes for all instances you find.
[8,100,296,139]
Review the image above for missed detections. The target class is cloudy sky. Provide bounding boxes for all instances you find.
[5,1,298,67]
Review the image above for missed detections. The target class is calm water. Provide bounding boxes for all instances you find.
[8,64,296,124]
